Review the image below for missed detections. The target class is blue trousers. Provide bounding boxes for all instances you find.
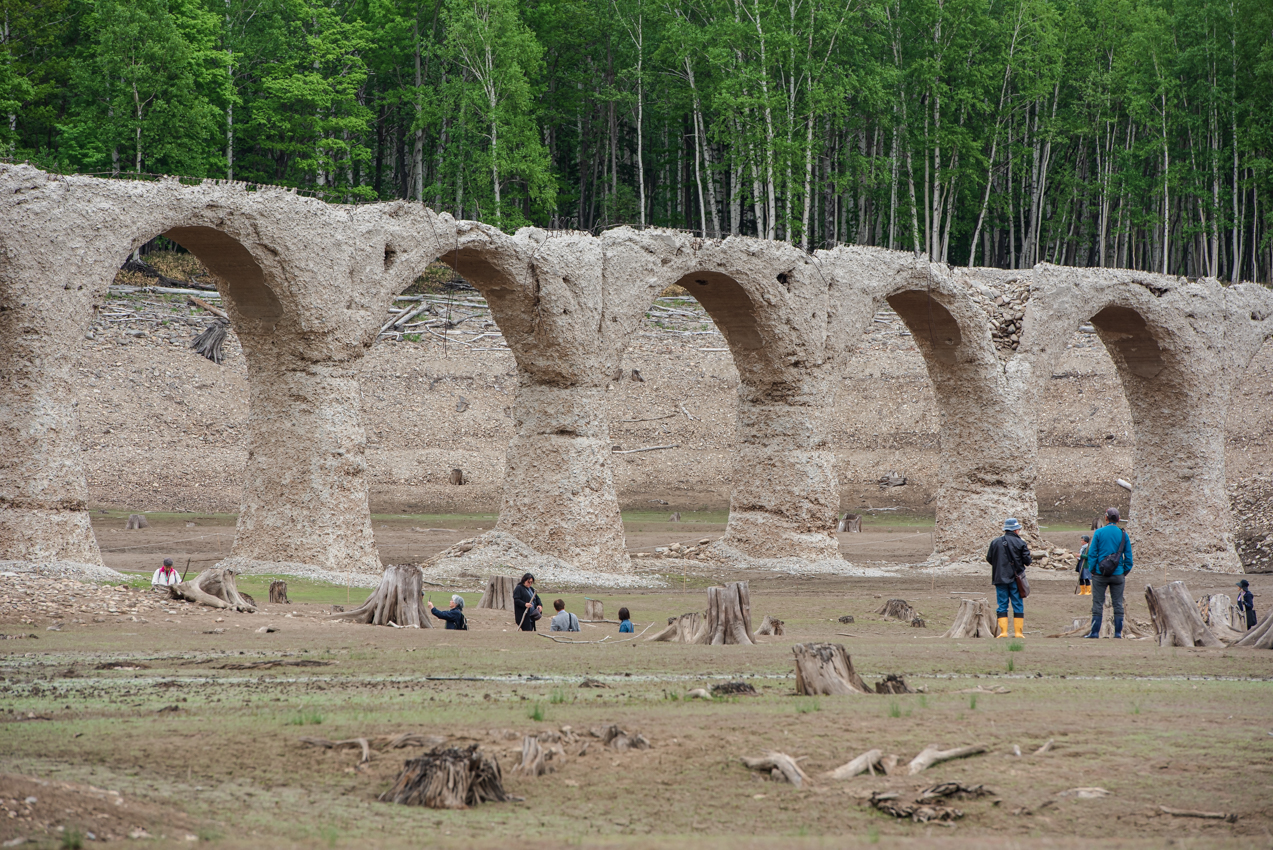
[995,582,1023,617]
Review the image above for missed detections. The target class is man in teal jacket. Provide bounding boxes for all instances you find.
[1086,507,1133,638]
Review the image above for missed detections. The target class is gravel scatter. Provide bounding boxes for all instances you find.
[421,531,666,588]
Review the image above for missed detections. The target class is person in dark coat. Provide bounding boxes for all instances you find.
[1236,579,1257,630]
[512,572,542,631]
[1085,507,1133,638]
[1075,535,1092,595]
[986,517,1031,638]
[429,594,468,630]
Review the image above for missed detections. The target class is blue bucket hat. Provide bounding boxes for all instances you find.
[1003,517,1022,532]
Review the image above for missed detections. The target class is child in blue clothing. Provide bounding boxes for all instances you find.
[618,607,634,633]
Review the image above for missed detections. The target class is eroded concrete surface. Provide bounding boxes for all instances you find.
[2,165,1270,580]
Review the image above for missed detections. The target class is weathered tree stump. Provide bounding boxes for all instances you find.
[669,512,681,522]
[1234,612,1273,649]
[837,513,862,533]
[1145,582,1223,647]
[329,564,432,627]
[645,581,755,645]
[941,599,999,638]
[448,468,465,485]
[647,612,704,643]
[877,599,920,622]
[169,568,257,612]
[268,580,289,604]
[583,599,604,621]
[379,745,509,809]
[792,643,872,695]
[191,319,229,364]
[514,736,555,776]
[756,614,784,636]
[875,674,915,694]
[702,581,755,645]
[126,513,149,530]
[1197,594,1248,643]
[477,576,515,611]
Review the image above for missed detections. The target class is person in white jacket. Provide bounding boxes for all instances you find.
[152,558,180,587]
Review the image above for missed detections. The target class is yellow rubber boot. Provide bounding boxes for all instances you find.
[996,616,1009,638]
[1014,617,1025,638]
[1082,585,1091,596]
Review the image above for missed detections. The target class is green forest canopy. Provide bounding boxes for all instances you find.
[1,0,1271,281]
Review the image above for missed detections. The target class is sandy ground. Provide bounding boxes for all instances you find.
[3,555,1271,849]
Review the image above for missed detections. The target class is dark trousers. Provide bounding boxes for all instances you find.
[995,583,1023,617]
[1091,573,1126,618]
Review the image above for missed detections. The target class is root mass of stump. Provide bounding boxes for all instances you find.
[329,564,431,627]
[169,568,257,612]
[792,642,872,695]
[380,745,510,809]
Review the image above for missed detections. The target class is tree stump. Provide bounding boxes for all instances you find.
[1233,612,1273,649]
[756,614,784,636]
[837,513,862,533]
[448,469,465,485]
[669,512,681,522]
[268,581,289,604]
[877,599,920,621]
[126,514,149,530]
[875,674,915,694]
[701,581,756,645]
[792,643,872,695]
[1145,582,1223,647]
[647,612,704,643]
[329,564,432,627]
[169,568,257,612]
[379,745,509,809]
[514,736,554,776]
[583,599,604,621]
[477,576,515,611]
[941,599,999,638]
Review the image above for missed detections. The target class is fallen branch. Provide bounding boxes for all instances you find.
[826,749,889,780]
[186,294,228,320]
[618,413,676,423]
[611,443,679,454]
[1159,806,1237,823]
[907,744,987,775]
[741,752,808,788]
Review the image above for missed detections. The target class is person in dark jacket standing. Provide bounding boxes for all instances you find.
[1085,507,1133,638]
[1075,535,1092,595]
[987,517,1031,639]
[513,573,542,631]
[1236,579,1257,630]
[429,594,468,630]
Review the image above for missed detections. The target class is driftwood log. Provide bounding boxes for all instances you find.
[941,599,999,638]
[268,580,289,604]
[877,599,920,621]
[126,513,149,530]
[907,744,988,775]
[584,599,604,621]
[792,643,872,695]
[644,582,755,645]
[1233,612,1273,649]
[329,564,432,627]
[169,568,257,612]
[379,745,510,809]
[755,614,784,636]
[1145,582,1223,647]
[826,749,897,779]
[477,575,515,611]
[740,752,808,788]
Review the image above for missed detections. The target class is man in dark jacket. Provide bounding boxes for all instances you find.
[1085,507,1133,638]
[513,573,542,631]
[987,517,1031,638]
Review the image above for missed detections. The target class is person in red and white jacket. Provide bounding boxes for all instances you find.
[151,558,180,587]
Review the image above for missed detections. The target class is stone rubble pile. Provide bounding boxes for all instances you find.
[1231,475,1273,573]
[967,278,1032,353]
[636,538,716,561]
[1029,546,1082,571]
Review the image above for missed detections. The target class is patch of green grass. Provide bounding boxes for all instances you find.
[1130,701,1141,715]
[550,687,568,704]
[887,699,902,718]
[319,826,340,848]
[867,824,880,843]
[288,710,324,726]
[969,695,978,710]
[918,694,929,709]
[795,698,821,714]
[1008,640,1025,652]
[529,703,545,722]
[61,830,84,850]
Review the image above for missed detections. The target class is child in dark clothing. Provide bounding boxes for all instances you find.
[1237,580,1257,630]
